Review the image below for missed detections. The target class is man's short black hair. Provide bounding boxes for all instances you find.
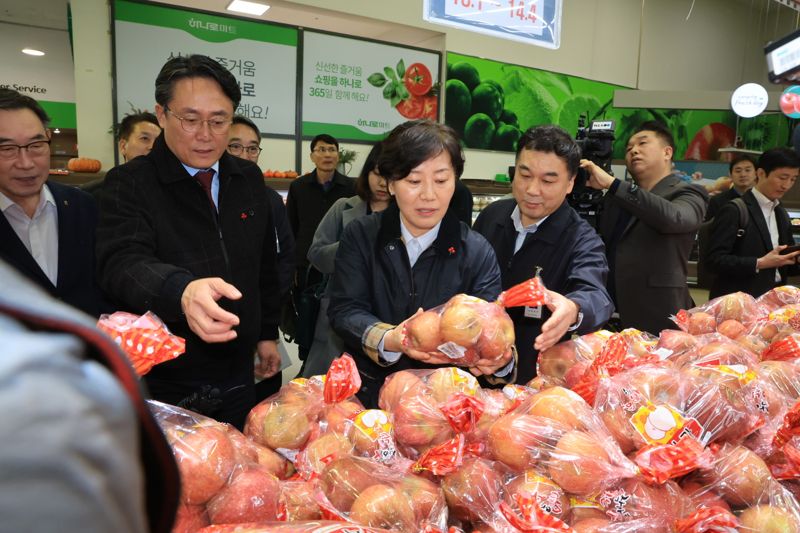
[728,154,756,174]
[633,120,675,155]
[232,115,261,139]
[0,88,50,126]
[310,134,339,152]
[155,54,241,109]
[378,119,464,181]
[757,147,800,176]
[516,125,581,178]
[118,111,159,141]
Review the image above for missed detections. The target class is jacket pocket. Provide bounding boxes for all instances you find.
[647,272,685,288]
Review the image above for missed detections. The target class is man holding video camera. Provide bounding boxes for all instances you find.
[581,120,708,335]
[705,147,800,299]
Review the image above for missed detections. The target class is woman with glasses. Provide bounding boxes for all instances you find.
[302,142,391,377]
[328,120,513,408]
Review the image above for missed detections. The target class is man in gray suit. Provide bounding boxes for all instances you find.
[581,120,708,335]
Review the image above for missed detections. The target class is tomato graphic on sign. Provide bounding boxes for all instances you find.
[368,59,439,120]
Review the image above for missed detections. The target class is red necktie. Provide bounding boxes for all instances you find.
[194,169,216,209]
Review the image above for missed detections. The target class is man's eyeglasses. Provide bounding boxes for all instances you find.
[228,143,262,157]
[313,147,339,154]
[0,140,51,160]
[165,106,232,135]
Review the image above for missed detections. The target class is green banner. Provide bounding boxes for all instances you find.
[115,0,297,45]
[40,101,76,129]
[446,52,791,160]
[302,122,387,142]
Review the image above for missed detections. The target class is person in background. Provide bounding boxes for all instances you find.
[0,258,179,533]
[582,120,708,335]
[303,142,390,377]
[118,111,162,163]
[96,54,282,429]
[227,114,295,400]
[327,120,513,407]
[473,125,613,385]
[286,133,354,358]
[704,154,757,221]
[707,147,800,299]
[0,88,105,317]
[82,111,162,199]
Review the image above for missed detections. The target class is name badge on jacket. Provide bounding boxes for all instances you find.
[524,306,542,319]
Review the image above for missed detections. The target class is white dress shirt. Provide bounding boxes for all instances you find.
[0,184,59,285]
[511,205,549,254]
[182,161,221,209]
[752,188,782,282]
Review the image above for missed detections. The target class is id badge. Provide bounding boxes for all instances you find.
[524,305,542,319]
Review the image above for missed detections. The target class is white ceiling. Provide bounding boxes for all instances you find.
[0,0,444,49]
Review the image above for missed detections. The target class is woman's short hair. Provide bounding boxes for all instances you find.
[355,142,383,202]
[377,120,464,181]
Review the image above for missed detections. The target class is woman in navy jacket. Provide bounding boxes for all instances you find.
[327,120,512,407]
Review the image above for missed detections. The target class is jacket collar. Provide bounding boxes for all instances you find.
[491,198,571,246]
[377,201,462,256]
[145,134,244,184]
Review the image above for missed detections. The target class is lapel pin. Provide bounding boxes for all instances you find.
[448,246,456,255]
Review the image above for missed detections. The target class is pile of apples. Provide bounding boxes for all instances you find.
[263,169,299,179]
[156,286,800,532]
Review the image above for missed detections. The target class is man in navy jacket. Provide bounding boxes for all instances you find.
[474,125,613,384]
[0,88,104,317]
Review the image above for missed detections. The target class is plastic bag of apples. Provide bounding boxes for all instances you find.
[402,277,550,365]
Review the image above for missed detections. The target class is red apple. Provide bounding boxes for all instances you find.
[262,401,313,450]
[319,457,379,512]
[425,367,480,404]
[525,386,593,431]
[564,359,591,389]
[709,445,771,506]
[300,432,354,476]
[323,399,362,434]
[252,443,294,479]
[488,412,563,471]
[572,518,612,533]
[349,484,416,530]
[685,123,735,161]
[391,391,452,452]
[406,310,443,352]
[717,319,745,339]
[206,464,280,524]
[537,340,581,380]
[243,400,271,445]
[439,296,483,347]
[505,470,570,521]
[398,474,446,524]
[441,457,503,523]
[656,329,698,354]
[548,430,621,496]
[780,91,800,116]
[680,480,731,512]
[171,426,237,505]
[688,312,716,335]
[279,480,321,521]
[378,370,424,411]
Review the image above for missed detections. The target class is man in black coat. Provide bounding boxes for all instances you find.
[474,125,613,384]
[0,88,105,317]
[707,147,800,298]
[96,55,282,429]
[705,154,756,221]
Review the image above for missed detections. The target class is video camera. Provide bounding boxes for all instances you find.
[569,116,616,228]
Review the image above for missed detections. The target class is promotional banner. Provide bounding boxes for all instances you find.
[445,51,792,160]
[302,31,441,141]
[113,0,297,136]
[0,22,76,128]
[424,0,561,49]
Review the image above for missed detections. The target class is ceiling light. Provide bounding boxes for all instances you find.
[22,48,45,56]
[226,0,270,16]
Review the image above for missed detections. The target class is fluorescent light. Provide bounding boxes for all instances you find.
[22,48,45,56]
[226,0,270,16]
